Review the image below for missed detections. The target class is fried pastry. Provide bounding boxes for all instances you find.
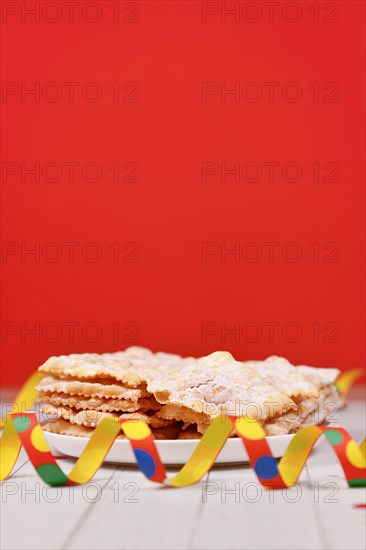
[148,352,297,435]
[42,418,109,438]
[37,392,160,413]
[36,375,149,400]
[40,404,175,429]
[297,365,341,425]
[244,356,320,400]
[38,347,194,387]
[42,417,183,440]
[36,346,342,440]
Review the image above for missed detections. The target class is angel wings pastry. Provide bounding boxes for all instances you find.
[36,346,342,440]
[243,356,340,435]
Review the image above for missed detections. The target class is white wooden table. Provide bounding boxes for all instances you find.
[1,388,365,550]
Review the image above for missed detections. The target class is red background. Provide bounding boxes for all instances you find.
[1,0,365,386]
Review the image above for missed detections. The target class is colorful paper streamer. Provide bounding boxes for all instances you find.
[335,368,364,396]
[0,368,365,488]
[0,371,45,429]
[0,412,365,488]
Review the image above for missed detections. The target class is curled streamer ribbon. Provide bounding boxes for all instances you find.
[335,368,364,396]
[0,368,365,488]
[1,413,365,488]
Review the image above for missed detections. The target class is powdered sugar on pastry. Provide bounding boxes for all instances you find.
[244,356,320,400]
[297,365,340,388]
[36,347,343,439]
[301,385,341,426]
[147,352,296,422]
[37,347,192,387]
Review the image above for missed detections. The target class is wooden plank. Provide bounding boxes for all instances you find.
[190,462,322,550]
[65,466,208,550]
[0,458,118,550]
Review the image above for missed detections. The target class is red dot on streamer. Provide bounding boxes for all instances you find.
[354,504,366,508]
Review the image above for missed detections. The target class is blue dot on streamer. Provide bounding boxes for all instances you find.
[254,456,279,480]
[134,449,156,478]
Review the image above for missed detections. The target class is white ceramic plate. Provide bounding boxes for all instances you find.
[44,431,309,466]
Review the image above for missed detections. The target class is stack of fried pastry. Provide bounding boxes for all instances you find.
[37,347,342,439]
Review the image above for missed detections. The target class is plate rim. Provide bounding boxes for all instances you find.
[44,430,296,446]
